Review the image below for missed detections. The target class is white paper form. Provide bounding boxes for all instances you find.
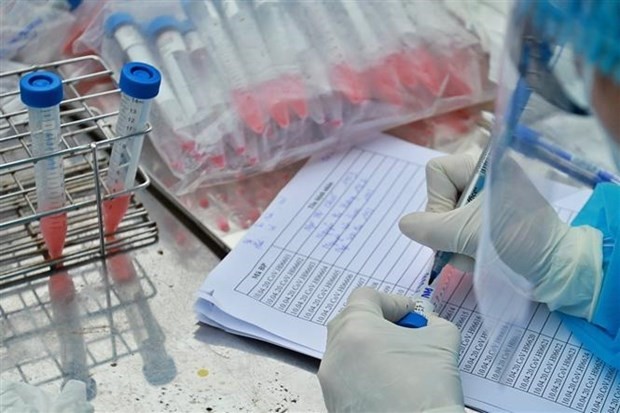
[438,270,619,413]
[196,135,437,357]
[196,134,619,412]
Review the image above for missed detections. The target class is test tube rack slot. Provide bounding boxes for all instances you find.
[0,55,158,288]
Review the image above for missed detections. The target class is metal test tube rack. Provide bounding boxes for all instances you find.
[0,55,158,288]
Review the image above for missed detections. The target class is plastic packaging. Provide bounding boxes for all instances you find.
[104,62,161,234]
[0,0,80,64]
[0,60,29,138]
[19,70,67,259]
[74,0,493,193]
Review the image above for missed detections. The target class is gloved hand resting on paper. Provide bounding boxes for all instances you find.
[399,151,604,321]
[318,287,464,413]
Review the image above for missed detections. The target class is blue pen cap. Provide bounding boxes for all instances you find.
[119,62,161,100]
[20,71,64,108]
[104,12,136,37]
[145,15,180,40]
[396,312,428,329]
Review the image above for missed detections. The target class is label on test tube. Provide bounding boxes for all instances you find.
[20,70,67,259]
[104,62,161,234]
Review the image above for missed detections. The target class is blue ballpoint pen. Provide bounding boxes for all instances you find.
[513,124,620,186]
[427,141,491,286]
[396,142,491,329]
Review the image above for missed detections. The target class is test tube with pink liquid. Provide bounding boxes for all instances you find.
[20,71,67,259]
[103,62,160,234]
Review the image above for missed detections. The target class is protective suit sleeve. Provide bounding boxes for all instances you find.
[562,183,620,369]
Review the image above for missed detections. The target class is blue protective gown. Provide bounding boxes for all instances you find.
[562,183,620,369]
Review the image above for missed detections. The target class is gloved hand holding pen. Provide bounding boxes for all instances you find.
[318,287,464,413]
[399,151,604,322]
[401,149,483,275]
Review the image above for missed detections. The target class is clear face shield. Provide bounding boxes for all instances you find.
[474,0,620,377]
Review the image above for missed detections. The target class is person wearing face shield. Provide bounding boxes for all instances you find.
[318,1,620,412]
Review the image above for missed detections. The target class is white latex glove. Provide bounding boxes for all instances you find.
[404,150,483,273]
[0,380,94,413]
[318,288,464,413]
[399,152,604,320]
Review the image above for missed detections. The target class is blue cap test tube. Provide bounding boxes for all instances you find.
[20,71,67,259]
[104,12,186,130]
[103,62,161,234]
[145,15,198,118]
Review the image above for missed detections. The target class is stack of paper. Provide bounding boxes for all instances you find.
[196,134,619,412]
